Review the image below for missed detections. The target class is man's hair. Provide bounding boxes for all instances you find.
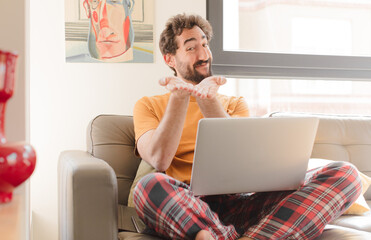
[159,14,213,75]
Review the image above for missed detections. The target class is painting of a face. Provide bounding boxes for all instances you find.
[83,0,135,61]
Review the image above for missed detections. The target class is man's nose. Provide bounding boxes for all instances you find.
[100,3,110,29]
[198,46,209,61]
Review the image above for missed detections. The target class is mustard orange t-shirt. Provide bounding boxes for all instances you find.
[133,93,249,184]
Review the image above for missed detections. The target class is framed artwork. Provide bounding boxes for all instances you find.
[65,0,154,63]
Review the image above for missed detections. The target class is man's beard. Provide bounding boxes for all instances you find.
[177,59,212,84]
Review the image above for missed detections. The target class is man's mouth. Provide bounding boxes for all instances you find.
[194,60,209,69]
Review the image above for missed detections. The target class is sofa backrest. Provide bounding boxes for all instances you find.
[87,113,371,206]
[270,112,371,200]
[87,115,141,206]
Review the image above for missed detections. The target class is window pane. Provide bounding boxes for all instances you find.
[224,0,371,56]
[219,78,371,117]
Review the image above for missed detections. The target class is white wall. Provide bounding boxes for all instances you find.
[29,1,206,240]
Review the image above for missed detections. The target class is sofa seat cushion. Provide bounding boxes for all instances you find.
[118,205,162,240]
[328,201,371,233]
[118,232,162,240]
[319,225,371,239]
[118,225,371,240]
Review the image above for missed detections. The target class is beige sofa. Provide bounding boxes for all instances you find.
[58,113,371,240]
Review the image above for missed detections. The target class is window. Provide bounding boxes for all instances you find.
[219,78,371,116]
[207,0,371,80]
[208,0,371,116]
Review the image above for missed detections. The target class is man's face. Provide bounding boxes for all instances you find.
[172,26,213,84]
[84,0,134,60]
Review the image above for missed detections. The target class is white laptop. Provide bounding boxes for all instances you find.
[190,117,319,196]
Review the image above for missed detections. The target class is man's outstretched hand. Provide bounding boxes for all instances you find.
[159,77,194,98]
[159,76,227,99]
[192,76,226,99]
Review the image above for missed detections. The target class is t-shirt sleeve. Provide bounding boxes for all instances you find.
[133,97,160,157]
[226,96,250,117]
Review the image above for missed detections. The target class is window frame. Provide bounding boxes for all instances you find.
[206,0,371,80]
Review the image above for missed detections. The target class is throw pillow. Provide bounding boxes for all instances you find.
[127,160,157,207]
[342,190,370,215]
[343,171,371,215]
[308,158,371,215]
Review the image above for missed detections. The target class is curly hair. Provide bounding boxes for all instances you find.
[159,14,213,75]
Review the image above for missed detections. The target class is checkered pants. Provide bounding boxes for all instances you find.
[133,161,362,240]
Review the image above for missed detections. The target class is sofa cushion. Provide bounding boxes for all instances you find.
[342,172,371,215]
[127,160,157,207]
[118,205,137,232]
[343,195,370,215]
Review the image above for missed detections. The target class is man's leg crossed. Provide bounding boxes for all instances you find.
[133,172,240,240]
[243,161,362,240]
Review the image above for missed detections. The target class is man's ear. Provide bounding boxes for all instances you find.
[163,54,176,68]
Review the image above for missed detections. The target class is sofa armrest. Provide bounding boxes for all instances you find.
[58,150,118,240]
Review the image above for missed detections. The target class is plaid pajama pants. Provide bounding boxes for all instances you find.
[133,161,362,240]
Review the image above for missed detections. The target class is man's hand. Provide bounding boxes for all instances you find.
[159,77,194,99]
[192,76,226,99]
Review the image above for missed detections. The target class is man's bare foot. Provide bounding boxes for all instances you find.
[195,230,214,240]
[195,230,253,240]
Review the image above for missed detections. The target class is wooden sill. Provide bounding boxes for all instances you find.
[0,193,22,240]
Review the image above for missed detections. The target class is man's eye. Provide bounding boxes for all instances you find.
[187,47,195,51]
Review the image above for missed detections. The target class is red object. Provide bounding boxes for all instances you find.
[0,50,36,203]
